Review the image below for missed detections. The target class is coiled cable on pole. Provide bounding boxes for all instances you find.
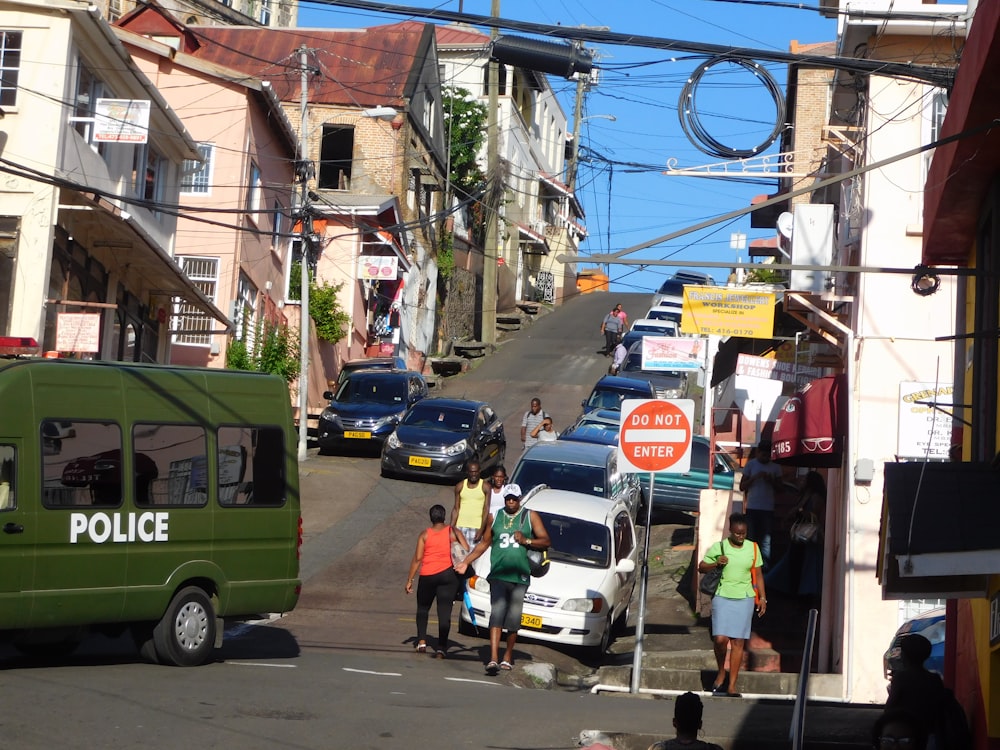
[678,56,786,159]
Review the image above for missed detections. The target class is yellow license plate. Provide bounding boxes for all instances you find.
[344,431,371,439]
[408,456,432,467]
[520,614,543,629]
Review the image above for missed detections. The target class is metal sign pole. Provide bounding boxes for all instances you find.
[630,471,656,694]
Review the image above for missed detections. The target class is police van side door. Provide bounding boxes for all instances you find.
[0,439,31,628]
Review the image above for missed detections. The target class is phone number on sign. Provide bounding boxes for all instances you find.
[701,326,756,336]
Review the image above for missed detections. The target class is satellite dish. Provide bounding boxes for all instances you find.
[777,212,794,239]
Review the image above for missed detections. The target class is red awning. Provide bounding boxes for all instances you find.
[771,374,846,468]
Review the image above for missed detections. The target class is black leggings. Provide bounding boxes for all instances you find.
[416,568,459,650]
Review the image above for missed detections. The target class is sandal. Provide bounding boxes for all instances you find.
[499,660,513,671]
[415,641,427,653]
[435,650,446,659]
[485,660,500,675]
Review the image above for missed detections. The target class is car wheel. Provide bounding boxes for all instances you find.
[152,586,217,667]
[595,612,615,658]
[613,602,631,636]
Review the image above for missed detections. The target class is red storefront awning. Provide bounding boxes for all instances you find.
[771,374,846,468]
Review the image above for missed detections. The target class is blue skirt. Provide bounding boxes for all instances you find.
[711,595,754,639]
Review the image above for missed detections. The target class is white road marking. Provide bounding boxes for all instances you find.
[343,667,401,677]
[227,661,297,668]
[444,677,503,687]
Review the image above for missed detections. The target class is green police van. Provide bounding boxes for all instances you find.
[0,357,301,666]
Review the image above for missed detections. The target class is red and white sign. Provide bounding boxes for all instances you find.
[618,399,694,474]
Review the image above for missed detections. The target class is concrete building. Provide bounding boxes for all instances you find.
[708,1,967,704]
[436,24,583,318]
[114,5,298,371]
[0,0,229,362]
[185,22,447,410]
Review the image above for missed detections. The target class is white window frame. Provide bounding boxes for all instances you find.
[172,257,219,346]
[257,0,271,25]
[181,143,214,195]
[0,31,21,108]
[234,273,258,349]
[246,161,262,223]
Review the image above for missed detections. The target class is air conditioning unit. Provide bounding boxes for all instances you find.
[532,220,546,235]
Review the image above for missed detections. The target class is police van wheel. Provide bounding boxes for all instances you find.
[153,586,217,667]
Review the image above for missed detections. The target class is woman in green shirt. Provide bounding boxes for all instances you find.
[698,512,766,697]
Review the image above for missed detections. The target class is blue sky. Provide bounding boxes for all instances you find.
[297,1,837,294]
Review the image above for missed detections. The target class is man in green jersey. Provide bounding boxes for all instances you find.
[455,484,550,675]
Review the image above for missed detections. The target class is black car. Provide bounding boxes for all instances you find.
[317,370,428,453]
[335,356,407,386]
[380,398,505,480]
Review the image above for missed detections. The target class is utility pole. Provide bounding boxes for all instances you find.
[566,49,586,192]
[481,0,500,346]
[297,45,312,462]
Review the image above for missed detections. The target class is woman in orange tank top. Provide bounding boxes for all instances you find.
[405,504,469,657]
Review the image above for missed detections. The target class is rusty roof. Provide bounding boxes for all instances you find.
[187,21,434,107]
[436,23,489,48]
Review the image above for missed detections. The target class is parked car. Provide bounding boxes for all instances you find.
[510,441,641,518]
[618,341,688,399]
[650,270,716,309]
[460,488,638,655]
[639,435,739,513]
[336,356,407,386]
[645,305,683,325]
[630,318,679,337]
[883,607,946,679]
[580,374,656,415]
[317,369,428,453]
[380,398,505,480]
[559,408,621,446]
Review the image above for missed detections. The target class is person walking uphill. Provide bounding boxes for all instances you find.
[405,504,469,658]
[698,512,765,697]
[600,305,625,356]
[455,484,550,675]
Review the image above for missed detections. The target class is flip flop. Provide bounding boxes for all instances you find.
[485,660,500,675]
[415,642,427,653]
[711,684,726,694]
[499,660,513,670]
[435,650,446,659]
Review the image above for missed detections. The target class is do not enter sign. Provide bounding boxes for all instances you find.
[618,399,694,474]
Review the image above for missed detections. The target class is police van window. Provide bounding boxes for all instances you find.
[42,420,123,508]
[133,423,207,507]
[0,444,14,510]
[217,425,285,507]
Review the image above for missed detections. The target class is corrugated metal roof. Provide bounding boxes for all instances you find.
[187,21,431,106]
[436,23,489,48]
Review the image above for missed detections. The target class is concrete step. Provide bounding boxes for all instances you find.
[595,662,844,699]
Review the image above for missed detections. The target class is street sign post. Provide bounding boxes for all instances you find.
[619,398,695,694]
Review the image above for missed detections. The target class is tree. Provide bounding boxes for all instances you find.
[442,86,487,199]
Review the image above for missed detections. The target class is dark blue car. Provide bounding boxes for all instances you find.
[317,370,428,453]
[580,375,655,416]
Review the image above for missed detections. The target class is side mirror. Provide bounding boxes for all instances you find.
[616,559,636,574]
